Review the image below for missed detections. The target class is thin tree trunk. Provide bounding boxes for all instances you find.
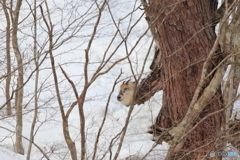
[2,0,12,116]
[40,3,78,160]
[27,0,38,159]
[12,0,24,155]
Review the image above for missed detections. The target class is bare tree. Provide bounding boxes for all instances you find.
[2,0,12,116]
[40,1,79,159]
[11,0,24,155]
[26,0,40,159]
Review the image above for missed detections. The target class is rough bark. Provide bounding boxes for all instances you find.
[229,120,240,151]
[136,47,163,104]
[139,0,225,159]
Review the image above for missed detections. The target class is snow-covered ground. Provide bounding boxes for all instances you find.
[0,91,169,160]
[2,1,239,159]
[0,0,169,159]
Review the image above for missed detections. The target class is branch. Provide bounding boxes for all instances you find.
[169,64,226,142]
[211,0,235,25]
[92,71,122,160]
[0,126,50,160]
[58,64,79,118]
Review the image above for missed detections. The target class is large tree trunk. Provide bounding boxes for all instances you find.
[139,0,225,159]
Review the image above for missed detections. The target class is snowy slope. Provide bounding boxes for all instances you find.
[0,0,169,160]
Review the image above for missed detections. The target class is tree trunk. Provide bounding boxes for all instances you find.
[141,0,225,159]
[12,0,24,155]
[2,0,12,116]
[40,4,78,160]
[27,0,38,159]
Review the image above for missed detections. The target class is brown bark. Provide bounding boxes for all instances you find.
[2,0,12,116]
[12,0,24,155]
[229,120,240,151]
[40,4,78,160]
[27,0,39,159]
[139,0,225,159]
[136,47,163,105]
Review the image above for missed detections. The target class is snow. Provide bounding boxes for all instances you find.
[0,146,25,160]
[0,92,168,159]
[1,0,238,159]
[0,0,169,159]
